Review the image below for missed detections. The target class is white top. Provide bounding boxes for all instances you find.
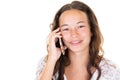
[35,56,120,80]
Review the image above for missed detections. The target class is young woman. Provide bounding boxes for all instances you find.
[36,1,120,80]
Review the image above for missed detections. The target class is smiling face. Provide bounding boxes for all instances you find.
[59,9,92,53]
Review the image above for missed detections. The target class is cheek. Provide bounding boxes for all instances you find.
[85,31,92,41]
[82,29,91,37]
[62,33,70,41]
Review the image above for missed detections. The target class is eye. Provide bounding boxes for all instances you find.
[61,28,69,31]
[78,25,85,28]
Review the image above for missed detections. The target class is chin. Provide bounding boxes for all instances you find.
[69,45,88,53]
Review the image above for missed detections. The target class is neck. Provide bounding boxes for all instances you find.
[65,50,90,80]
[68,50,90,69]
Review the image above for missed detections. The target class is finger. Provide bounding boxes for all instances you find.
[52,31,62,39]
[48,31,62,47]
[53,28,60,33]
[54,32,62,43]
[49,31,61,39]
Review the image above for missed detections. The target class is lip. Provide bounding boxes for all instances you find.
[70,40,83,46]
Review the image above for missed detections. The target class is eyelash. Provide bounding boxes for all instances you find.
[61,26,85,31]
[62,28,69,31]
[79,26,85,28]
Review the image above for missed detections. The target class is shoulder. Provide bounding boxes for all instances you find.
[99,58,120,79]
[37,55,47,67]
[35,55,58,80]
[35,55,47,80]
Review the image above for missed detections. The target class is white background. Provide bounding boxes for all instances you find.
[0,0,120,80]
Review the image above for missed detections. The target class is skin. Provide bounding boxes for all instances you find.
[40,9,92,80]
[59,9,92,80]
[60,9,91,55]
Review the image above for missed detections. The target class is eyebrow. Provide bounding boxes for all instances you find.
[60,24,68,27]
[77,21,85,24]
[60,21,85,27]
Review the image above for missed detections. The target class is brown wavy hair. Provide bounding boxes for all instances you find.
[49,1,104,80]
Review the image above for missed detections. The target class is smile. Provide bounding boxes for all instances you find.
[70,40,83,46]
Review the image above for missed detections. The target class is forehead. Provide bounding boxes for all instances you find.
[59,9,88,23]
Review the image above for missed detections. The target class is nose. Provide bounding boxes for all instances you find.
[70,29,79,38]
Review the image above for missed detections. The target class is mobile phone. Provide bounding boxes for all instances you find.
[55,38,65,55]
[59,38,65,55]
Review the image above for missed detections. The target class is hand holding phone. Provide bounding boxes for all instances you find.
[49,24,65,55]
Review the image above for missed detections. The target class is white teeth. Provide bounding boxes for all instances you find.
[70,40,83,45]
[71,41,79,43]
[71,41,80,44]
